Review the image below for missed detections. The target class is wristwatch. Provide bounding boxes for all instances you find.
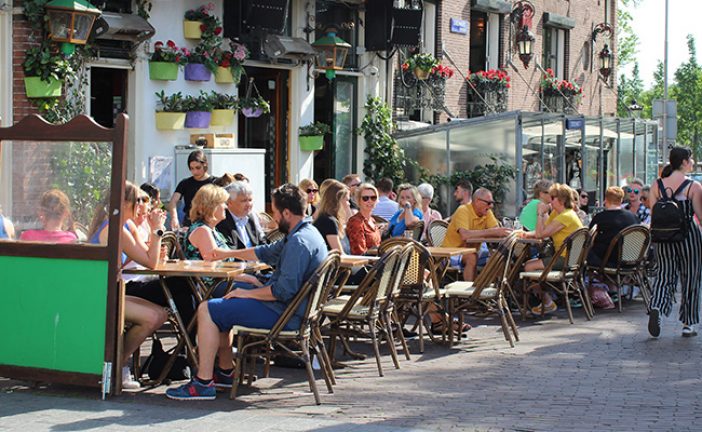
[152,229,165,237]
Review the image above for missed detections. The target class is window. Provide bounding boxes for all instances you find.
[542,27,566,79]
[469,11,501,73]
[315,0,360,68]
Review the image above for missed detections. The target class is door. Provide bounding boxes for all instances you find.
[238,67,289,206]
[90,67,128,128]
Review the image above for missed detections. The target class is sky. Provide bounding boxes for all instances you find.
[625,0,702,88]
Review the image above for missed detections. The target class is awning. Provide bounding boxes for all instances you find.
[91,12,155,43]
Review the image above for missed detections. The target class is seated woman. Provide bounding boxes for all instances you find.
[0,209,16,240]
[183,184,264,294]
[130,188,153,244]
[298,178,319,217]
[386,183,423,238]
[87,181,169,389]
[521,183,583,314]
[346,183,382,255]
[19,189,77,243]
[313,179,351,254]
[417,183,442,242]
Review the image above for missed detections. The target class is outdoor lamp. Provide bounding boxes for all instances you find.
[312,26,351,80]
[628,99,643,118]
[45,0,101,55]
[598,44,613,79]
[516,26,536,69]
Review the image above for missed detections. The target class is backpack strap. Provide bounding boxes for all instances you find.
[673,179,692,199]
[657,178,670,200]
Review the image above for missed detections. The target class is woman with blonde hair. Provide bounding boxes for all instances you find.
[313,179,351,253]
[346,183,382,255]
[298,178,319,217]
[386,183,423,238]
[20,189,77,243]
[521,183,583,314]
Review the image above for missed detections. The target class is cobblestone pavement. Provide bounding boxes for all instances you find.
[2,299,701,431]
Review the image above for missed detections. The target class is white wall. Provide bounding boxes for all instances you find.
[0,3,15,213]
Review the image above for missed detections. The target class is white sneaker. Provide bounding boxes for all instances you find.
[122,366,141,390]
[682,324,698,338]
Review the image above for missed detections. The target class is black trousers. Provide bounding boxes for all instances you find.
[125,277,197,330]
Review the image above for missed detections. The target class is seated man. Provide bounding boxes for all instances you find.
[588,186,640,268]
[165,184,328,401]
[442,187,512,281]
[216,181,267,250]
[372,177,399,221]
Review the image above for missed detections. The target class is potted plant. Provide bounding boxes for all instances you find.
[239,95,270,118]
[213,40,249,84]
[154,91,186,130]
[208,91,238,126]
[183,92,214,128]
[182,45,218,81]
[183,3,222,40]
[148,40,186,81]
[22,42,73,98]
[540,68,583,113]
[298,122,331,151]
[466,69,510,115]
[402,53,439,80]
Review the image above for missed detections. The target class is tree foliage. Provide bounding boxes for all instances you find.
[671,35,702,157]
[617,0,641,69]
[359,97,407,185]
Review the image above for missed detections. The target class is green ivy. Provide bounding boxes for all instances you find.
[359,96,407,186]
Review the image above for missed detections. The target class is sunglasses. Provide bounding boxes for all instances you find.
[137,196,150,204]
[580,194,589,199]
[361,195,378,202]
[625,187,640,194]
[306,188,319,194]
[477,198,495,206]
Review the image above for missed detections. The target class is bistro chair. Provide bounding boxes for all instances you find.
[405,220,425,242]
[265,228,286,243]
[323,246,407,377]
[519,228,592,324]
[161,231,186,259]
[427,219,448,247]
[444,232,520,347]
[258,211,277,231]
[378,238,443,353]
[372,214,389,225]
[229,251,341,405]
[586,224,651,312]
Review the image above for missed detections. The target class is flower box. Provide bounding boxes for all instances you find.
[155,112,186,130]
[24,77,63,98]
[210,109,235,126]
[183,20,202,39]
[149,61,179,81]
[299,135,324,151]
[241,107,263,118]
[414,67,430,80]
[185,111,212,128]
[184,63,212,81]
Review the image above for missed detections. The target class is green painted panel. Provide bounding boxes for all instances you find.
[0,256,108,375]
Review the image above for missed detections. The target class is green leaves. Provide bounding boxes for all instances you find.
[359,97,407,186]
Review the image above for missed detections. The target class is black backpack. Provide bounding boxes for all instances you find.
[650,178,692,243]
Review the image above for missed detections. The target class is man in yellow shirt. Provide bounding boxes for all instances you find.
[443,188,512,280]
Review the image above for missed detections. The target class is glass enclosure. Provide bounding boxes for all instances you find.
[1,141,113,244]
[618,119,635,186]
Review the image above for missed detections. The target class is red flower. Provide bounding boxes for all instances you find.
[214,27,222,35]
[220,60,230,68]
[166,40,176,48]
[200,23,206,32]
[154,41,164,49]
[402,63,409,71]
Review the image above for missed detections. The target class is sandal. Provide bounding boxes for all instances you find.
[430,320,471,336]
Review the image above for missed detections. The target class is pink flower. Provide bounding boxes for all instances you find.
[166,40,176,48]
[154,41,164,48]
[207,2,215,10]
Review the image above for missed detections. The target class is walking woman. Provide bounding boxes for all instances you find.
[648,146,702,338]
[168,150,214,230]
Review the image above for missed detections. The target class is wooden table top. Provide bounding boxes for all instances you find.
[122,260,267,278]
[340,255,380,268]
[426,247,477,258]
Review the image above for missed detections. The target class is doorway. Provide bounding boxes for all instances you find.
[90,67,128,128]
[238,67,289,205]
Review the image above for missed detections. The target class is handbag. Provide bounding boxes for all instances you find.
[537,239,555,259]
[141,336,191,381]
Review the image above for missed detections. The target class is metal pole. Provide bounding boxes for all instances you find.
[662,0,669,161]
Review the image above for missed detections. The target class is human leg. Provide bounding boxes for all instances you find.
[462,252,477,281]
[123,296,168,364]
[649,242,680,317]
[676,228,702,327]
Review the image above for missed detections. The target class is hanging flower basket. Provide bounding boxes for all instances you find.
[185,111,212,128]
[210,109,236,126]
[414,68,430,80]
[149,61,179,81]
[155,112,186,130]
[184,63,212,81]
[299,135,324,151]
[183,20,202,39]
[24,77,63,98]
[241,107,263,118]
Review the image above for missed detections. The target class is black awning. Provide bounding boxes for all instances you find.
[92,12,155,43]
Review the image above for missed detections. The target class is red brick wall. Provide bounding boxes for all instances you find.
[437,0,617,120]
[12,11,40,123]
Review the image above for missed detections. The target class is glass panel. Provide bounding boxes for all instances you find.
[333,78,356,177]
[522,117,564,185]
[2,141,113,244]
[602,118,619,194]
[582,119,601,193]
[397,130,449,215]
[634,121,647,181]
[72,14,94,41]
[619,119,635,185]
[646,123,658,184]
[47,11,71,39]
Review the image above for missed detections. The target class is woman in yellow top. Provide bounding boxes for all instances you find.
[521,183,583,314]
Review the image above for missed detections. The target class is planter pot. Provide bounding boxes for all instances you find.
[184,63,212,81]
[210,109,236,126]
[414,67,430,80]
[215,66,243,84]
[155,112,186,130]
[185,111,212,128]
[299,135,324,151]
[24,76,62,98]
[241,107,263,118]
[183,20,202,39]
[149,61,178,81]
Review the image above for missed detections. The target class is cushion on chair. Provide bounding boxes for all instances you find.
[231,325,301,338]
[322,301,370,319]
[520,271,574,282]
[445,282,498,298]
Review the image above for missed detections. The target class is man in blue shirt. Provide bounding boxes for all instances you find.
[372,177,399,220]
[166,184,328,401]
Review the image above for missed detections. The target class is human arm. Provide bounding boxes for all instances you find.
[122,209,166,269]
[400,203,420,227]
[346,216,368,255]
[3,217,15,240]
[223,285,275,300]
[166,191,182,230]
[690,181,702,223]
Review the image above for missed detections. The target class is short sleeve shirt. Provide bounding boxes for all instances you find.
[174,176,215,225]
[519,199,540,231]
[547,208,583,257]
[346,212,381,255]
[442,203,499,247]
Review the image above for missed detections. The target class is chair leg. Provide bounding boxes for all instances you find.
[382,314,401,370]
[502,297,519,341]
[315,327,336,385]
[617,274,623,313]
[229,335,245,400]
[301,338,322,405]
[417,301,425,354]
[369,324,384,377]
[562,283,574,324]
[497,308,514,348]
[310,338,334,394]
[393,310,411,360]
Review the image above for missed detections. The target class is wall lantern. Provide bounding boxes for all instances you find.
[628,99,643,119]
[312,26,351,80]
[591,22,613,80]
[45,0,101,55]
[511,1,536,69]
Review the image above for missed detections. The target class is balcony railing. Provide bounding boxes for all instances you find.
[393,70,448,120]
[466,88,508,118]
[540,93,580,115]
